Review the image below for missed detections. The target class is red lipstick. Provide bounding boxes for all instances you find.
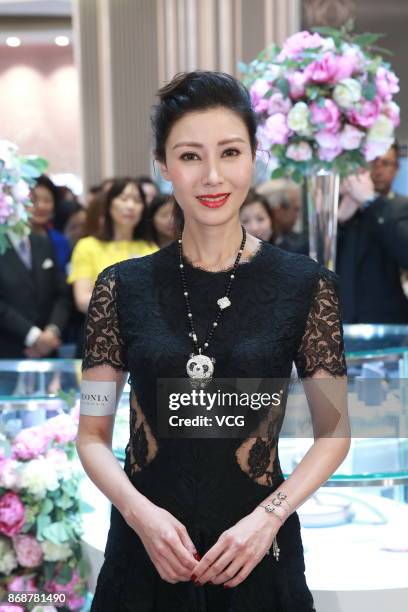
[196,193,230,208]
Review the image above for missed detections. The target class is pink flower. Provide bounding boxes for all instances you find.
[375,67,399,101]
[364,138,394,162]
[249,79,271,113]
[278,31,327,60]
[45,448,69,474]
[333,55,357,81]
[338,124,364,150]
[267,92,292,115]
[316,131,343,162]
[305,53,339,84]
[348,98,381,128]
[264,113,291,145]
[0,492,25,537]
[382,101,400,128]
[286,142,313,162]
[8,574,37,592]
[0,189,13,224]
[12,534,43,567]
[45,570,85,611]
[0,458,20,490]
[0,606,24,612]
[44,414,77,445]
[12,427,50,460]
[310,99,341,133]
[287,71,308,99]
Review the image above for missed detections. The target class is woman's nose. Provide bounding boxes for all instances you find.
[202,160,223,184]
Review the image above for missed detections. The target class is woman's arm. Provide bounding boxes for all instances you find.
[73,278,94,313]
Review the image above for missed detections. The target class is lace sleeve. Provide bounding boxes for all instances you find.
[294,266,347,378]
[81,265,128,372]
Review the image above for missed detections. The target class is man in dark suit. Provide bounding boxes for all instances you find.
[336,144,408,323]
[0,231,72,365]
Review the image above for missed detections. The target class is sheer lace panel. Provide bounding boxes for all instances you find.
[128,390,158,476]
[294,267,347,379]
[82,266,128,372]
[235,410,281,487]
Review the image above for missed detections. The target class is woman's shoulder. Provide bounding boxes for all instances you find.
[72,235,103,253]
[130,239,159,255]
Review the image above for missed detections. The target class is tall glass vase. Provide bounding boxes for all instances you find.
[306,169,340,271]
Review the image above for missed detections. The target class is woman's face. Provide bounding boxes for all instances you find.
[110,182,144,231]
[142,182,158,205]
[159,107,255,228]
[240,201,273,241]
[31,185,54,227]
[64,210,86,246]
[154,201,174,239]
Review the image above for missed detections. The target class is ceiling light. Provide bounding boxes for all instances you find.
[55,36,70,47]
[6,37,21,47]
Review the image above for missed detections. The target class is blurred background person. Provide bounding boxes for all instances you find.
[61,202,86,249]
[336,144,408,323]
[257,179,307,254]
[148,194,175,247]
[136,175,160,205]
[240,188,274,242]
[68,176,158,315]
[30,175,72,275]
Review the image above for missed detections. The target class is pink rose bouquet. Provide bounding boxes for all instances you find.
[240,24,400,181]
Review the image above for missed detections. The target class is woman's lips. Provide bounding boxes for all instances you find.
[196,194,230,208]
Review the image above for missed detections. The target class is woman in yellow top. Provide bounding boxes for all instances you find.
[68,177,158,313]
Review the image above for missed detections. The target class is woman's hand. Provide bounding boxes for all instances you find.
[191,508,280,588]
[126,502,199,584]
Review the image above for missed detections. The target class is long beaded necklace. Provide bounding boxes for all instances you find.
[178,226,247,383]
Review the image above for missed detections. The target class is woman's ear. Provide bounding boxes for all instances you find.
[157,160,171,182]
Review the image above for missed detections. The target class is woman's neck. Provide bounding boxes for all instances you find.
[113,225,134,241]
[157,234,173,249]
[181,220,259,271]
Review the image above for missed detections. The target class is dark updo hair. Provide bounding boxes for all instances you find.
[151,71,259,236]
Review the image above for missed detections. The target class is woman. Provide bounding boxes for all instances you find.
[149,194,176,247]
[77,71,349,611]
[30,175,71,274]
[67,177,158,314]
[240,188,275,243]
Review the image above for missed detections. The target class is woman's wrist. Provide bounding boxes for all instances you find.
[119,490,155,529]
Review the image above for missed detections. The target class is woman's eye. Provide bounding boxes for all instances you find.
[223,148,240,157]
[180,152,199,161]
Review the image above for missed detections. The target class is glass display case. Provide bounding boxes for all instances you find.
[1,324,407,612]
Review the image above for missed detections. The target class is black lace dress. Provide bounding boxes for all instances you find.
[82,239,347,612]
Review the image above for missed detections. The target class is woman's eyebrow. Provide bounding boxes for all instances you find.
[172,137,246,150]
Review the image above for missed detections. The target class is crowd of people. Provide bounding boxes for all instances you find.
[0,142,407,391]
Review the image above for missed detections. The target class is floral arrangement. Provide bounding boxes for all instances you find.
[0,140,47,255]
[0,402,89,611]
[241,24,400,182]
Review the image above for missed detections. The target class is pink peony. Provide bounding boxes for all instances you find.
[44,414,77,445]
[0,607,24,612]
[264,113,291,145]
[316,131,343,162]
[382,101,400,128]
[304,53,339,84]
[45,448,69,473]
[0,492,25,537]
[375,67,399,102]
[348,98,381,128]
[278,31,327,60]
[8,574,37,592]
[249,79,270,113]
[333,55,357,81]
[364,138,394,162]
[338,124,364,150]
[0,458,20,490]
[267,92,292,115]
[12,426,50,460]
[12,534,43,568]
[310,99,341,133]
[286,142,313,162]
[44,570,85,611]
[287,71,308,99]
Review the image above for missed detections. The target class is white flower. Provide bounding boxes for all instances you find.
[0,140,18,167]
[0,536,18,574]
[286,141,313,162]
[20,458,59,498]
[12,180,30,202]
[0,458,21,490]
[287,102,312,136]
[367,114,394,141]
[265,64,281,83]
[333,78,362,109]
[41,539,72,562]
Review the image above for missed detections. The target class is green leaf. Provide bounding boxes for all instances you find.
[42,521,70,545]
[362,82,377,101]
[312,26,340,37]
[237,61,248,74]
[55,563,73,585]
[353,32,385,47]
[276,77,289,98]
[77,557,90,580]
[41,498,54,515]
[36,514,52,541]
[43,561,56,582]
[271,167,286,179]
[292,169,304,184]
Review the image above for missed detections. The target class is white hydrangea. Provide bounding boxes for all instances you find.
[333,78,362,109]
[20,458,59,498]
[41,539,72,562]
[287,102,312,136]
[0,536,18,575]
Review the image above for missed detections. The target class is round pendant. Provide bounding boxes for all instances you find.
[186,354,214,381]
